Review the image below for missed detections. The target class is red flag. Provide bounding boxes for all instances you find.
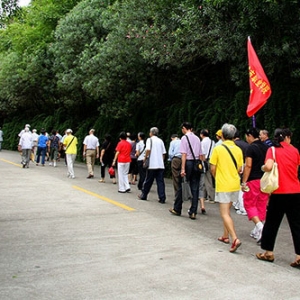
[246,37,271,117]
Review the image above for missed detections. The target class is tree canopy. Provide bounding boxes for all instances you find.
[1,0,300,149]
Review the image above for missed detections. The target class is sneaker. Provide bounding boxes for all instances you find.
[49,162,52,166]
[71,175,75,179]
[250,226,258,238]
[209,200,215,204]
[236,210,247,216]
[54,162,56,167]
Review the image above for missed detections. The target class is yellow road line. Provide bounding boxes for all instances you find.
[0,158,22,167]
[73,185,136,211]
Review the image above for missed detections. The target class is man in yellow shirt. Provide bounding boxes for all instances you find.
[63,129,78,179]
[210,123,243,253]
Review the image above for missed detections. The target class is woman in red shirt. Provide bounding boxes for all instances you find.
[256,128,300,268]
[112,132,132,193]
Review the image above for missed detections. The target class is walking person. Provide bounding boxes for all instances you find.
[0,127,3,151]
[83,129,100,178]
[63,129,78,179]
[18,127,33,168]
[169,122,203,218]
[136,132,146,190]
[48,129,61,167]
[36,129,48,167]
[99,134,116,184]
[210,123,244,252]
[112,132,131,193]
[256,128,300,268]
[31,129,39,160]
[168,134,181,196]
[242,128,269,243]
[138,127,167,203]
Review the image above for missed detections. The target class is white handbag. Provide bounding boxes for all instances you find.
[260,147,279,194]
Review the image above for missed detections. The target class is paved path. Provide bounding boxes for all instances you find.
[0,150,299,300]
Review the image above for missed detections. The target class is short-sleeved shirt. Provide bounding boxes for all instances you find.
[210,140,243,192]
[201,137,215,160]
[146,136,166,169]
[49,135,60,149]
[180,132,202,160]
[83,134,99,149]
[38,135,49,148]
[245,140,268,181]
[265,142,300,194]
[116,140,131,163]
[64,135,78,155]
[136,140,146,161]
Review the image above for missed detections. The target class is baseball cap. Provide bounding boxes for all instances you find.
[216,129,222,137]
[66,129,73,133]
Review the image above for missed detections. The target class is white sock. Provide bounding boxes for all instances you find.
[256,221,263,231]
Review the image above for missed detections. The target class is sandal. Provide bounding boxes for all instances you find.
[217,236,229,244]
[290,258,300,268]
[229,238,242,253]
[98,179,105,183]
[256,252,274,262]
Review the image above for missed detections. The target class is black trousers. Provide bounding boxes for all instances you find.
[261,193,300,255]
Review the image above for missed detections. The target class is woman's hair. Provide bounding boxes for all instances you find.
[104,134,112,142]
[138,132,145,140]
[273,128,292,147]
[119,131,127,140]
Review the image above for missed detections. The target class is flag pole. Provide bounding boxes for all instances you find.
[252,115,256,128]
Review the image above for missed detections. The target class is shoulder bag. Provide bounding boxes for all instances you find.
[185,135,203,173]
[260,147,279,194]
[143,138,152,169]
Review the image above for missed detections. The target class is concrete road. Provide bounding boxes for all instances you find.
[0,150,299,300]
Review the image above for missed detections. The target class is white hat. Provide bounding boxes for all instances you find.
[66,129,72,133]
[25,124,30,128]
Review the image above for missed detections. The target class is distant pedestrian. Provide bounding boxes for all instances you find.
[259,129,273,147]
[18,127,33,168]
[112,132,131,193]
[0,127,3,151]
[99,134,116,184]
[36,129,48,167]
[83,129,100,179]
[135,132,146,190]
[48,129,61,167]
[138,127,167,204]
[63,129,78,179]
[168,134,181,195]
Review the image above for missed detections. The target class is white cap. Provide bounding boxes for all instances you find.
[33,129,37,133]
[25,124,30,128]
[66,129,72,133]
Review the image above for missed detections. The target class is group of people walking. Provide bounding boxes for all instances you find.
[15,122,300,269]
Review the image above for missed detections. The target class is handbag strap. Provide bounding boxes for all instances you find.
[271,146,276,162]
[185,135,197,161]
[207,140,213,159]
[222,144,238,170]
[65,136,75,151]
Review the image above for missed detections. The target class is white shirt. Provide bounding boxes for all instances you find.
[136,140,146,161]
[146,136,166,169]
[83,134,99,149]
[19,132,33,149]
[32,133,39,146]
[201,137,215,160]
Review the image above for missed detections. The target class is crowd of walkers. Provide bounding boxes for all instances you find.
[16,122,300,269]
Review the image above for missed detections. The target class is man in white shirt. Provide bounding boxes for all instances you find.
[138,127,167,203]
[18,127,33,168]
[83,129,100,178]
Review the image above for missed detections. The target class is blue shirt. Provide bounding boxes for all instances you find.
[38,135,49,148]
[168,138,181,161]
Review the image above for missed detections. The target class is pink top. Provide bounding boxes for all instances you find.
[265,142,300,194]
[180,132,202,160]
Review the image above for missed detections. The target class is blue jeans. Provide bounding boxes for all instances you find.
[140,169,166,201]
[36,147,46,165]
[173,160,201,214]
